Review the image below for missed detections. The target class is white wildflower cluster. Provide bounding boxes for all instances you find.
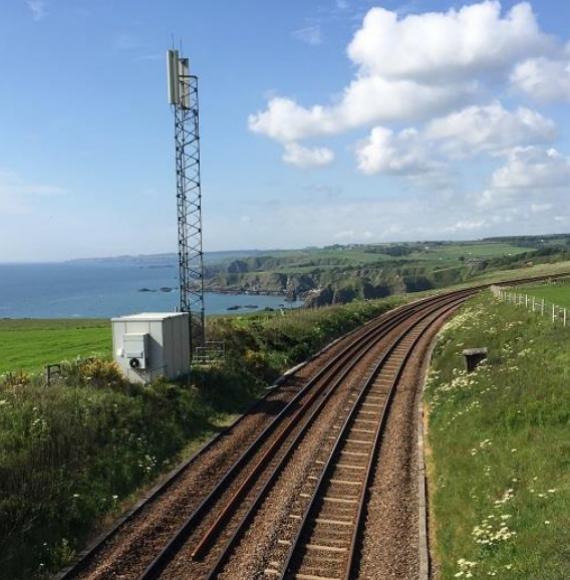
[441,306,484,335]
[471,439,492,456]
[431,366,483,407]
[448,399,481,425]
[138,453,157,473]
[455,558,477,578]
[494,488,515,508]
[531,486,557,498]
[472,513,516,546]
[425,369,441,390]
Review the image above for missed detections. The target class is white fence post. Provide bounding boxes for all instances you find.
[525,294,528,308]
[552,304,556,323]
[532,296,536,312]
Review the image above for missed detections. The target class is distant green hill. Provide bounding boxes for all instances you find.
[202,237,570,306]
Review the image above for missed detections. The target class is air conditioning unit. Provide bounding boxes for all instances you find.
[123,333,149,370]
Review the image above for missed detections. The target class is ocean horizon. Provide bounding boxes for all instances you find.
[0,262,299,319]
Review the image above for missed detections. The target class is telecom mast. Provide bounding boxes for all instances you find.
[167,49,205,352]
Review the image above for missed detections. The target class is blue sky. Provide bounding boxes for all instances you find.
[1,0,569,261]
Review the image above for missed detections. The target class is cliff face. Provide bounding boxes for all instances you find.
[204,264,430,306]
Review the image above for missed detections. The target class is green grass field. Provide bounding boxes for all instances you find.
[251,242,534,273]
[425,293,570,579]
[0,319,111,374]
[518,280,570,309]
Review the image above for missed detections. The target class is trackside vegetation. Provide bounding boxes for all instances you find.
[425,293,570,579]
[0,296,403,578]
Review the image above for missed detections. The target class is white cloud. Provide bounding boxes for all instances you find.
[530,203,553,213]
[356,127,440,176]
[511,55,570,102]
[442,219,487,233]
[292,25,322,46]
[206,190,565,251]
[347,2,549,81]
[426,101,557,157]
[282,142,334,168]
[249,79,465,143]
[492,146,570,189]
[249,1,554,162]
[356,101,555,176]
[26,0,46,21]
[479,146,570,207]
[334,229,374,242]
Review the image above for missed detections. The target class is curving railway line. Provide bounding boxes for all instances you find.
[59,277,565,579]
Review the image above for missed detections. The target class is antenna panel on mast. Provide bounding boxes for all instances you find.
[167,49,180,105]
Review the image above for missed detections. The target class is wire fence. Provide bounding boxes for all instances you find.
[498,288,567,327]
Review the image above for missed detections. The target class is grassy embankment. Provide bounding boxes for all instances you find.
[472,259,570,286]
[0,296,404,578]
[425,292,570,579]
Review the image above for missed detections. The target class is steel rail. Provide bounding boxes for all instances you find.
[280,293,469,579]
[139,294,461,579]
[195,292,473,579]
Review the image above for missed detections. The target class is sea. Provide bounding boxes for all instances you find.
[0,263,301,319]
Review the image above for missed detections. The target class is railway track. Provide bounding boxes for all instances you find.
[61,274,567,580]
[276,297,462,580]
[139,290,471,579]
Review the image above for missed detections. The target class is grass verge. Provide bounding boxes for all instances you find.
[425,292,570,579]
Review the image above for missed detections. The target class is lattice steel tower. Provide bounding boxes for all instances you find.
[167,50,205,350]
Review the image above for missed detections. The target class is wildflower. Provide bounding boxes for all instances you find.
[455,559,477,578]
[545,520,551,525]
[72,493,80,498]
[511,448,517,453]
[0,399,7,406]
